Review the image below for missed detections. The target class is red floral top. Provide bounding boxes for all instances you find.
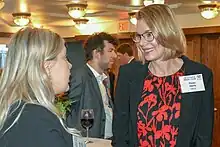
[137,68,184,147]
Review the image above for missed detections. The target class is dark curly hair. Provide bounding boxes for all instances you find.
[84,32,119,61]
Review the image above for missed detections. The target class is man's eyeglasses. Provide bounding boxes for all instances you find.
[132,31,154,43]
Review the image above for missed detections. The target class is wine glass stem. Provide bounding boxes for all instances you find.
[86,127,89,142]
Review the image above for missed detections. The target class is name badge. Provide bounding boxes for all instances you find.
[179,74,205,93]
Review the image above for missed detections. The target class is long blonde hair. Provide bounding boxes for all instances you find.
[136,4,187,63]
[0,27,78,135]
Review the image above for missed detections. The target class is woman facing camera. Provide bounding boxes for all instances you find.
[112,4,214,147]
[0,28,84,147]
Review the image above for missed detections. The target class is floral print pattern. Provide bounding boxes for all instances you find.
[137,69,184,147]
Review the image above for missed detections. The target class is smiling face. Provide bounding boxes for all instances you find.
[136,19,166,62]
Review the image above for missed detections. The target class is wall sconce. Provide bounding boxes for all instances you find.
[128,12,137,25]
[12,12,31,26]
[73,18,89,30]
[198,4,219,19]
[67,2,88,19]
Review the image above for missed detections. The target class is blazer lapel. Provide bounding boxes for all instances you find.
[85,66,104,106]
[129,63,149,145]
[176,56,202,146]
[85,65,113,109]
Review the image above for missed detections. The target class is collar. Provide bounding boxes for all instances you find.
[128,56,135,63]
[86,63,107,81]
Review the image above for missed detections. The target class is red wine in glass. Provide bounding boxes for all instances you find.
[81,118,94,129]
[80,109,94,144]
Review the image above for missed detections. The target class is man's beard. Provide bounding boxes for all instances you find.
[99,61,109,71]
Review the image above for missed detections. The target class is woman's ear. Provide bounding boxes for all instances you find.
[44,61,52,75]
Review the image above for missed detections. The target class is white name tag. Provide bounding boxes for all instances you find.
[179,74,205,93]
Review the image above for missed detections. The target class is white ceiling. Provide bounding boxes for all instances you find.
[0,0,213,34]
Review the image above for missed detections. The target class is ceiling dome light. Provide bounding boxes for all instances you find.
[67,3,88,19]
[198,4,219,19]
[12,12,31,26]
[73,18,89,30]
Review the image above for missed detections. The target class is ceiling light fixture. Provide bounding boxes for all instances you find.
[73,18,89,30]
[128,12,137,25]
[202,0,212,4]
[12,12,31,26]
[198,4,219,19]
[67,2,88,19]
[0,0,4,10]
[143,0,164,6]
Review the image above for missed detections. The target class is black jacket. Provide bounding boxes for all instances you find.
[112,56,214,147]
[0,102,73,147]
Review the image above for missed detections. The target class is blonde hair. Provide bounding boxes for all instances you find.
[0,27,78,136]
[136,4,186,63]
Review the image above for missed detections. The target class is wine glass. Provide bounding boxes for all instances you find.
[80,109,94,144]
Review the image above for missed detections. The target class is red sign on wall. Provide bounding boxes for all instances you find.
[118,21,129,32]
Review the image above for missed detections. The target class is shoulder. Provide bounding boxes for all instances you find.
[70,65,89,85]
[120,61,144,73]
[182,56,212,78]
[182,56,213,86]
[3,102,59,127]
[117,61,146,81]
[12,103,68,138]
[2,103,62,135]
[71,65,87,78]
[24,104,57,116]
[20,104,61,126]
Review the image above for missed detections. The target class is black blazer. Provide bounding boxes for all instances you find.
[67,64,113,138]
[0,102,73,147]
[112,56,214,147]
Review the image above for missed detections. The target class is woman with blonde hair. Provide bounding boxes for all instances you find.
[0,27,84,147]
[112,4,214,147]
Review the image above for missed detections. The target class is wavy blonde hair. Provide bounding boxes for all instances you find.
[0,27,78,136]
[136,4,187,63]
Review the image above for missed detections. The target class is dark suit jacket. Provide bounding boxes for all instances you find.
[0,102,72,147]
[67,64,113,138]
[112,56,214,147]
